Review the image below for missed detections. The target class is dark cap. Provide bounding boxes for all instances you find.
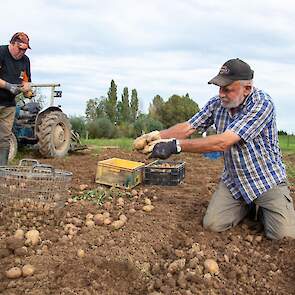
[10,32,31,49]
[208,58,254,87]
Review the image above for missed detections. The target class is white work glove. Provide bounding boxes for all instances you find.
[133,130,161,151]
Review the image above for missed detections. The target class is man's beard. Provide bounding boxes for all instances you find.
[221,95,245,109]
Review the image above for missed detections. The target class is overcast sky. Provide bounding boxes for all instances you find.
[1,0,295,133]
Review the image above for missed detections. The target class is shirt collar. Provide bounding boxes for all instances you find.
[227,87,255,117]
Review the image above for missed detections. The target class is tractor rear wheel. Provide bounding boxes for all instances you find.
[37,111,71,158]
[8,133,18,161]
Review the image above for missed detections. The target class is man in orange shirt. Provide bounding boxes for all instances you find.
[0,32,32,165]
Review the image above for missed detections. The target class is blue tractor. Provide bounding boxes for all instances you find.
[8,83,84,161]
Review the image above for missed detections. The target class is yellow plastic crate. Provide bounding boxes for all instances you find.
[95,158,145,189]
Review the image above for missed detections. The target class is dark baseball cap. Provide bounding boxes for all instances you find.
[10,32,31,49]
[208,58,254,87]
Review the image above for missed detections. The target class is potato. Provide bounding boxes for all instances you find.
[117,197,124,206]
[22,264,35,277]
[142,205,155,212]
[86,213,94,220]
[119,214,127,223]
[131,189,138,197]
[111,220,125,230]
[103,218,112,225]
[14,229,24,240]
[77,249,85,258]
[133,137,147,150]
[103,212,110,219]
[25,230,40,246]
[103,201,112,210]
[85,220,95,227]
[142,143,154,154]
[203,259,219,274]
[79,184,88,190]
[93,213,104,225]
[5,267,22,279]
[144,198,152,205]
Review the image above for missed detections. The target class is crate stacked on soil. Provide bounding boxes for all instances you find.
[95,158,145,189]
[0,159,72,202]
[144,160,185,186]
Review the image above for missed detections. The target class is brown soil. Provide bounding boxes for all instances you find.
[1,148,295,295]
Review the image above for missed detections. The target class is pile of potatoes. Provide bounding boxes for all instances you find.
[133,131,162,154]
[5,264,35,279]
[66,188,156,233]
[2,229,39,279]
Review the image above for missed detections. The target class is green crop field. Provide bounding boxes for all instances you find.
[279,135,295,153]
[82,138,133,151]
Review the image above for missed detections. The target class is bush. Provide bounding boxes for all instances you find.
[86,117,117,138]
[134,114,164,137]
[161,94,199,127]
[116,122,136,138]
[69,116,87,138]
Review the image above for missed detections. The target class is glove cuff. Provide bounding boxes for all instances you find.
[175,140,181,153]
[4,82,12,91]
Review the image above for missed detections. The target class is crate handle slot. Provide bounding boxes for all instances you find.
[19,159,40,167]
[32,164,55,175]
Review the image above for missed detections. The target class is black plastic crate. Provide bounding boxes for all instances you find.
[144,160,185,186]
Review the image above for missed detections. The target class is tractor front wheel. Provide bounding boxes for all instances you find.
[37,111,71,158]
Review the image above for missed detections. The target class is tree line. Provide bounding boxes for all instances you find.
[70,80,200,139]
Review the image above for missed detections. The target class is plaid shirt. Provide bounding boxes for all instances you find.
[188,87,286,204]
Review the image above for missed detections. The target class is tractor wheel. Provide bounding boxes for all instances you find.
[37,111,72,158]
[8,133,18,161]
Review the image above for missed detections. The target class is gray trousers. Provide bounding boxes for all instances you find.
[0,106,16,148]
[203,181,295,240]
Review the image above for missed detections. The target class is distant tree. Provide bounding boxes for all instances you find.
[130,89,139,122]
[85,98,99,122]
[105,80,118,122]
[85,96,107,122]
[120,87,130,123]
[116,101,123,124]
[161,94,199,127]
[149,95,165,122]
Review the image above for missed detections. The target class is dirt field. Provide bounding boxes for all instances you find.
[1,148,295,295]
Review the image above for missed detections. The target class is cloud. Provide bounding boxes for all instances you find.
[1,0,295,132]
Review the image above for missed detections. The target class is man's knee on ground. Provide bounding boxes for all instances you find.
[203,214,229,232]
[265,224,295,240]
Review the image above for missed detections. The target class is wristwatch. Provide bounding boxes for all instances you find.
[176,140,182,153]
